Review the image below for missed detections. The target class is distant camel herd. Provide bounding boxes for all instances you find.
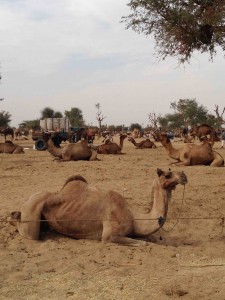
[3,123,225,244]
[0,125,224,167]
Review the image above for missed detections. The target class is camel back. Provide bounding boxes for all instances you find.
[61,175,87,191]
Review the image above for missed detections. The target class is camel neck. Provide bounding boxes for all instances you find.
[132,180,171,236]
[163,141,180,160]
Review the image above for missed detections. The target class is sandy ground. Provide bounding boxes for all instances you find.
[0,135,225,300]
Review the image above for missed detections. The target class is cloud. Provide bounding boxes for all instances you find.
[0,0,224,127]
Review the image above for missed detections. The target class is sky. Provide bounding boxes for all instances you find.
[0,0,224,128]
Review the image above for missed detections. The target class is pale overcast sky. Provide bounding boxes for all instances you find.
[0,0,224,128]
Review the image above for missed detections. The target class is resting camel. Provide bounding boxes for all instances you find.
[44,136,98,161]
[128,137,157,149]
[0,141,24,154]
[156,131,224,167]
[97,134,127,154]
[8,168,187,244]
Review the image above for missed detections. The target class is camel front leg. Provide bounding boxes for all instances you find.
[101,221,147,246]
[171,160,190,166]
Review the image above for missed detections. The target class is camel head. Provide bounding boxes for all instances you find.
[119,133,127,140]
[128,136,134,142]
[157,168,187,190]
[154,131,170,145]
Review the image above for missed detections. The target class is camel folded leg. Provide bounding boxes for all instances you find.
[101,221,147,246]
[171,160,190,166]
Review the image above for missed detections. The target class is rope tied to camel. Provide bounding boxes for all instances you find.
[158,184,186,233]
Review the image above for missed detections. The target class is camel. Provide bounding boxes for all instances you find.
[156,131,224,167]
[128,137,157,149]
[0,127,14,141]
[97,134,127,154]
[8,168,187,244]
[0,141,24,154]
[44,136,98,161]
[190,124,219,144]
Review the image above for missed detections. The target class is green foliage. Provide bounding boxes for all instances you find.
[159,113,183,130]
[41,107,63,119]
[19,119,41,130]
[41,107,55,119]
[64,107,85,127]
[122,0,225,63]
[54,111,63,118]
[0,111,11,127]
[159,98,210,129]
[130,123,142,131]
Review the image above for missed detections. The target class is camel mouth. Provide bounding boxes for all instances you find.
[7,211,21,226]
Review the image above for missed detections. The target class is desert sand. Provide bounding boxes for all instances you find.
[0,135,225,300]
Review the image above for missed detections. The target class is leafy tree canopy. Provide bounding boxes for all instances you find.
[41,107,63,119]
[130,123,142,131]
[64,107,85,127]
[54,111,63,118]
[41,107,55,119]
[0,110,11,127]
[122,0,225,63]
[158,98,217,129]
[19,119,41,130]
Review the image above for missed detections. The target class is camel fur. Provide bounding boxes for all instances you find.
[45,137,98,162]
[190,124,219,144]
[156,131,224,167]
[128,137,157,149]
[97,133,127,154]
[8,169,187,245]
[0,141,24,154]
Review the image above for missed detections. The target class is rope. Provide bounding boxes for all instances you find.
[160,184,186,233]
[1,216,224,223]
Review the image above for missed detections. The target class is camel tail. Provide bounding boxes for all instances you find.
[61,175,88,190]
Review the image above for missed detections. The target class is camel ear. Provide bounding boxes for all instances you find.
[157,168,163,177]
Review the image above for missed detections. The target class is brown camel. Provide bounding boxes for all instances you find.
[45,137,98,161]
[128,137,157,149]
[156,131,224,167]
[190,124,219,144]
[97,133,127,154]
[8,168,187,244]
[0,141,24,154]
[0,127,14,141]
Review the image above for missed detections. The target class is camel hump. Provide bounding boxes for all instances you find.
[61,175,88,190]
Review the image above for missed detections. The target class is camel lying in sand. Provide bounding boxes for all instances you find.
[97,134,127,154]
[8,168,187,245]
[45,137,98,161]
[0,141,24,154]
[128,137,157,149]
[156,132,224,167]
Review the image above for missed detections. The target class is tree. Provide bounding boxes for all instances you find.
[122,0,225,63]
[170,98,208,126]
[148,112,162,130]
[0,111,11,127]
[159,112,184,130]
[64,107,84,127]
[54,111,63,118]
[95,103,106,135]
[41,107,55,119]
[19,119,41,130]
[130,123,142,131]
[157,98,210,129]
[214,105,225,127]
